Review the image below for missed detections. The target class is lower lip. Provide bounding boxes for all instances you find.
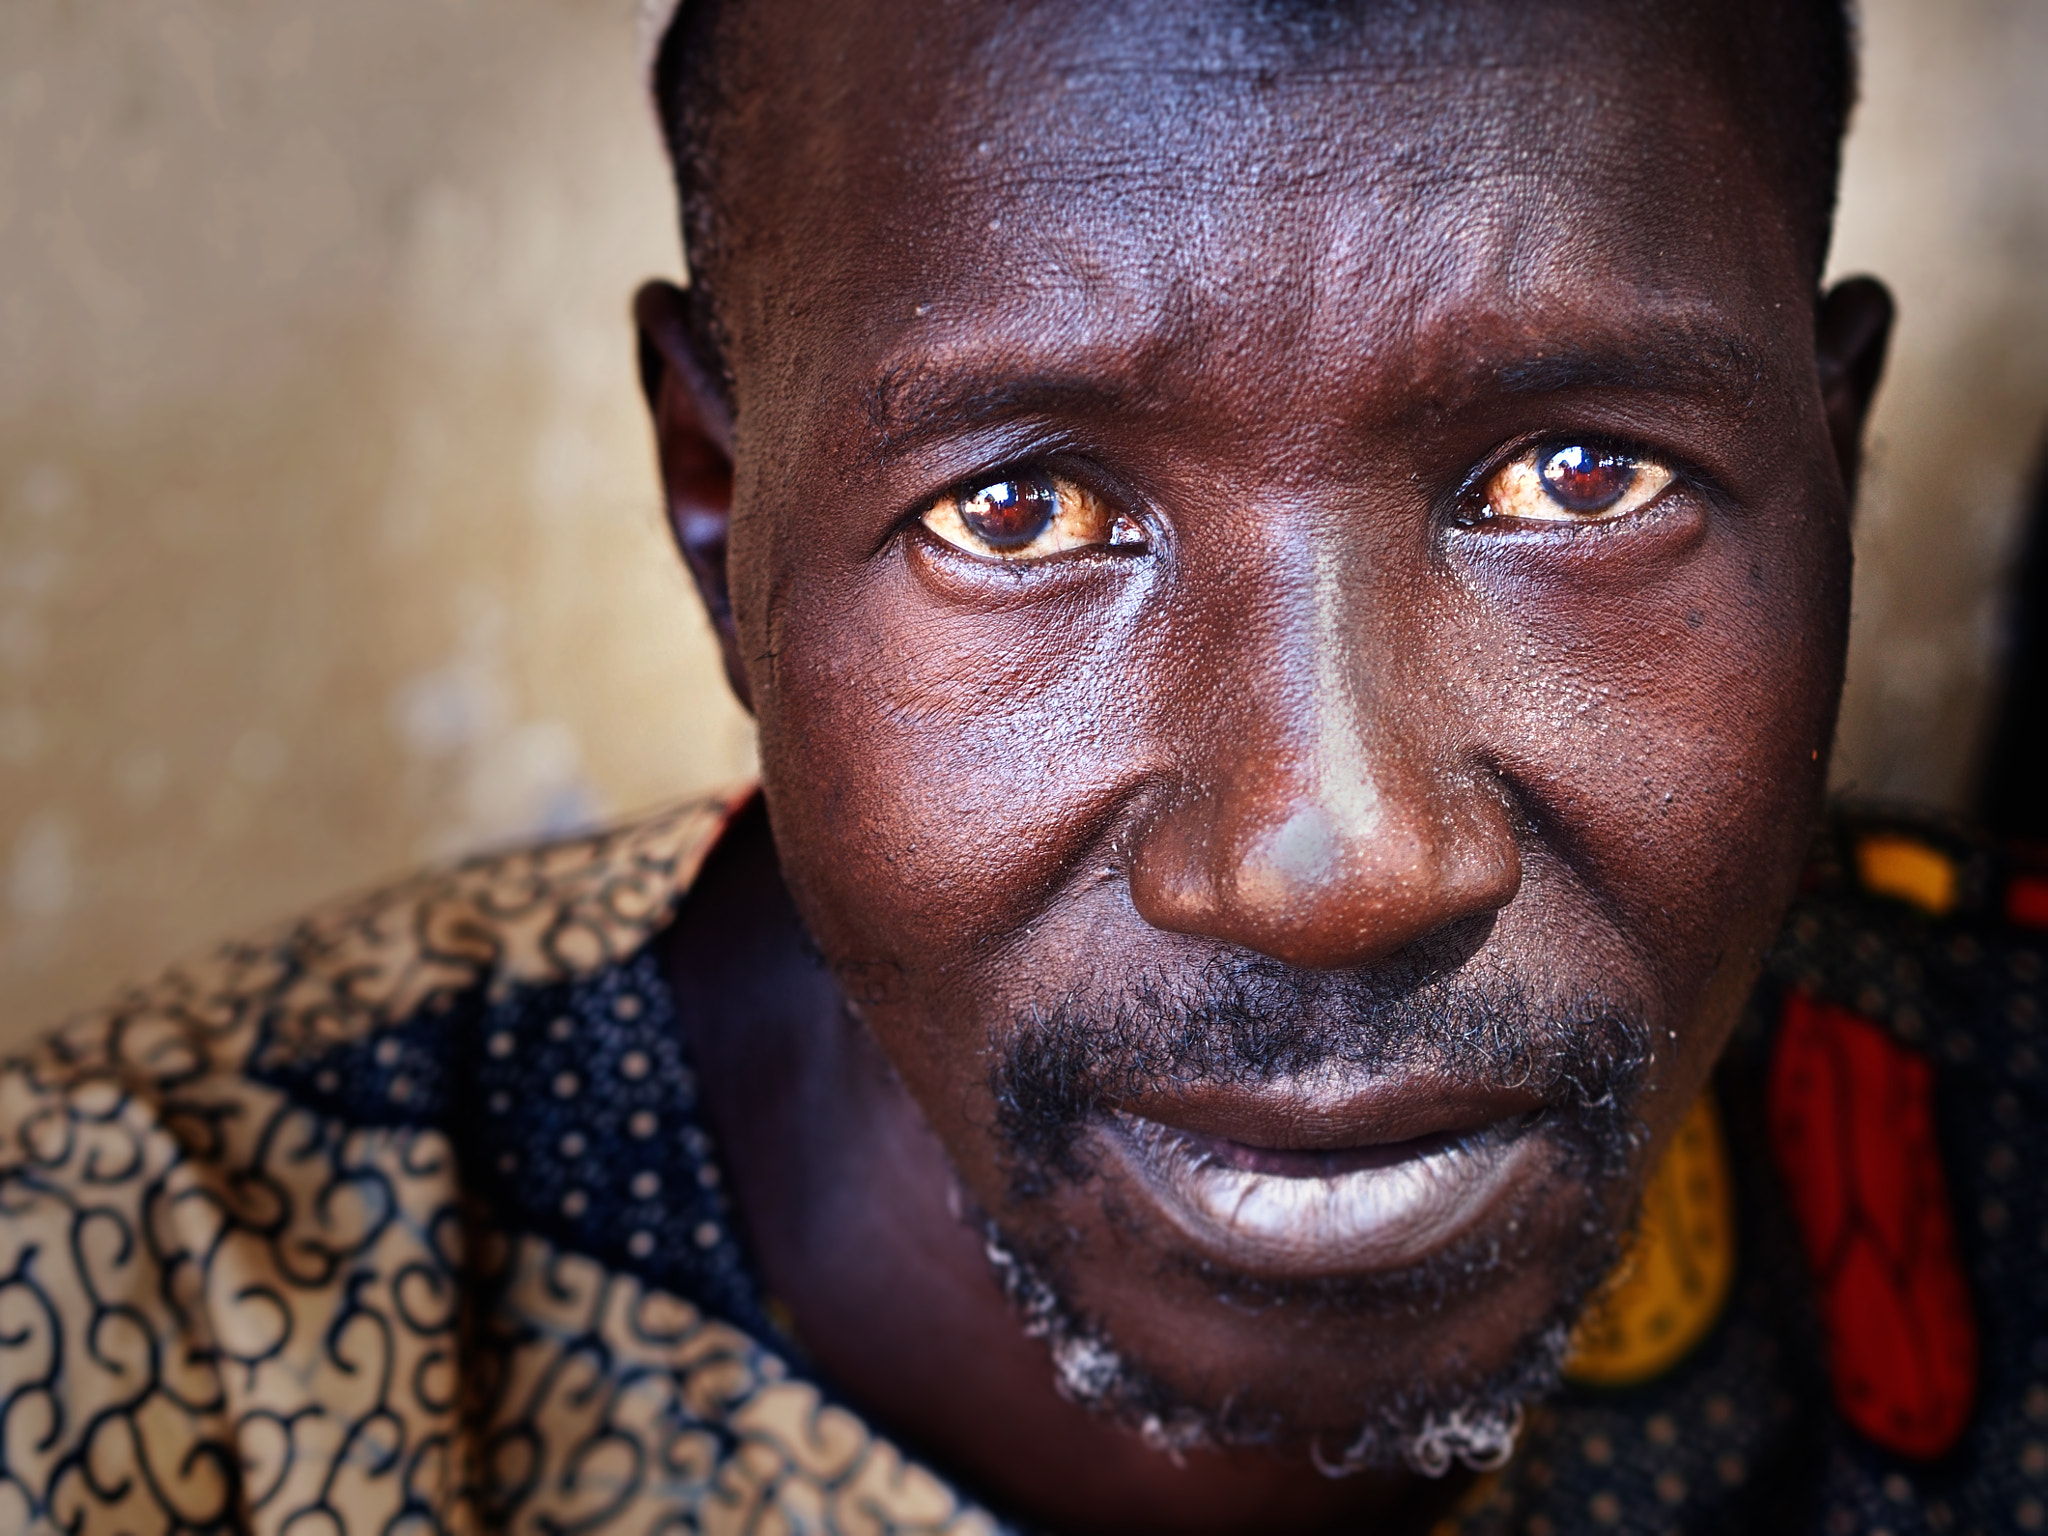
[1106,1113,1543,1278]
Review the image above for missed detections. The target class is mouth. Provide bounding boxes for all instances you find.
[1102,1081,1550,1279]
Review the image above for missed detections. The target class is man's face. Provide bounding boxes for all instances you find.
[688,0,1856,1459]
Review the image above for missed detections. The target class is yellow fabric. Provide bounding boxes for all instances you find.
[1854,833,1958,915]
[1563,1092,1736,1388]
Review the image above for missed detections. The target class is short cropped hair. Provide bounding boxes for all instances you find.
[652,0,1857,405]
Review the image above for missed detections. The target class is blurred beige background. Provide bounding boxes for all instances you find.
[2,0,2046,1046]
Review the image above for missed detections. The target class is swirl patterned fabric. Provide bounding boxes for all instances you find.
[3,793,2046,1534]
[0,792,993,1536]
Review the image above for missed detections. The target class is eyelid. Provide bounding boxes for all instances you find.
[1474,444,1676,526]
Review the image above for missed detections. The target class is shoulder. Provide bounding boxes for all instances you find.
[0,793,744,1531]
[1748,802,2048,1529]
[1760,801,2047,1151]
[11,792,740,1106]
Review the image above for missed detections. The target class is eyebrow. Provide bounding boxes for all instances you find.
[863,362,1146,458]
[1484,325,1766,403]
[859,314,1770,459]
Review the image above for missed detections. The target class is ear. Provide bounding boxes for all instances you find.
[1814,276,1895,505]
[635,278,751,712]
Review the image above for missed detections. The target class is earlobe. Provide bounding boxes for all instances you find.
[1815,276,1895,505]
[634,279,752,713]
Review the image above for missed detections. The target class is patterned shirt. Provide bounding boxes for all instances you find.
[0,790,2042,1534]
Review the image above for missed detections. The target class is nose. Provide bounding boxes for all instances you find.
[1128,600,1521,972]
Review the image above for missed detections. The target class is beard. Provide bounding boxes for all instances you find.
[977,951,1655,1476]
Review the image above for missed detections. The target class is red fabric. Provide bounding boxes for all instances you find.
[2007,873,2048,930]
[1769,991,1978,1459]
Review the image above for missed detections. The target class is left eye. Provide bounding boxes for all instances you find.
[1479,443,1674,524]
[919,470,1143,561]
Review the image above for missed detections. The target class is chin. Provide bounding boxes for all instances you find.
[975,1112,1639,1477]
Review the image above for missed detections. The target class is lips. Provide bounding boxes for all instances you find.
[1101,1078,1549,1279]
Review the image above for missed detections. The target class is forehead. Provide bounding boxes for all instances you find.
[713,0,1806,432]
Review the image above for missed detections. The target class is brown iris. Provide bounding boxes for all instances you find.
[959,473,1060,550]
[1538,445,1636,513]
[1477,442,1673,525]
[919,469,1139,560]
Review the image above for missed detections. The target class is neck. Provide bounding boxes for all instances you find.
[662,798,1456,1535]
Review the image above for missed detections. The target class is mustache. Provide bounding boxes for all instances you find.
[990,952,1655,1197]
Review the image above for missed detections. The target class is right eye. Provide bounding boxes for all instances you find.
[919,470,1144,561]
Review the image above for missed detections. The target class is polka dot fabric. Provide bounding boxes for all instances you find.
[257,946,767,1336]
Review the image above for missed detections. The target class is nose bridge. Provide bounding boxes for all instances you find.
[1129,540,1520,970]
[1246,540,1396,850]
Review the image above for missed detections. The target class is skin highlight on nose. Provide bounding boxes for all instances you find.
[1133,769,1524,971]
[1265,805,1345,889]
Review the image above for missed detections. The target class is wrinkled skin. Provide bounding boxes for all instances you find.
[643,1,1893,1530]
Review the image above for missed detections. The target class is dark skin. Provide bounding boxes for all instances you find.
[640,1,1894,1530]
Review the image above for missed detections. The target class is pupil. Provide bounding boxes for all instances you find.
[1540,445,1635,512]
[960,473,1058,549]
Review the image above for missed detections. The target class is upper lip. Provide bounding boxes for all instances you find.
[1108,1073,1547,1160]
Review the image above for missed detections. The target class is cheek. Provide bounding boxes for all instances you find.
[1458,503,1849,993]
[747,549,1157,981]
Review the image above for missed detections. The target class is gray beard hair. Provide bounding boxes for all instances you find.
[979,1219,1577,1479]
[974,957,1652,1476]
